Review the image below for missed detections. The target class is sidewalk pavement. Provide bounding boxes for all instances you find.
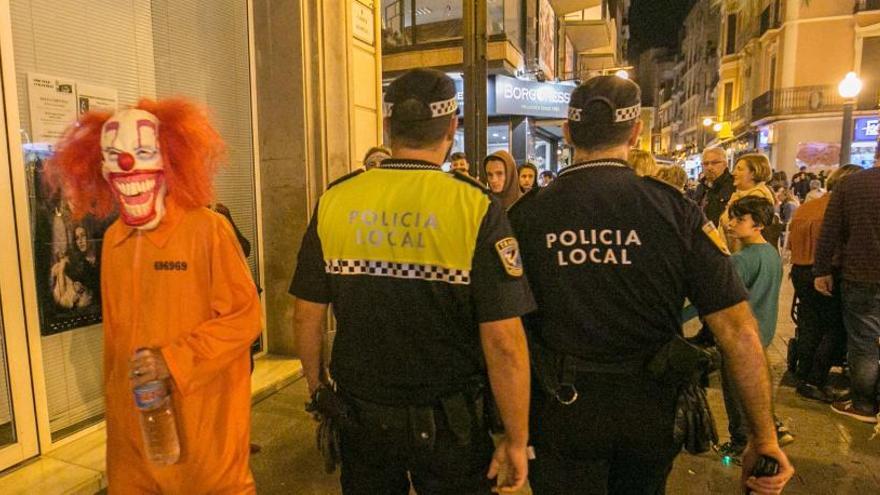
[251,277,880,494]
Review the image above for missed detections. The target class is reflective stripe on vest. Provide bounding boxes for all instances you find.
[317,168,489,285]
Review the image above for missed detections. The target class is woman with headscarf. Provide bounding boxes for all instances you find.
[483,150,522,209]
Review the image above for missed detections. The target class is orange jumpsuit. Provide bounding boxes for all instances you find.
[101,198,261,494]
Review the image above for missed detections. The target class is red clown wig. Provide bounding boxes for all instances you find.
[47,98,226,220]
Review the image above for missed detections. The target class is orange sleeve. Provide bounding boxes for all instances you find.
[160,218,262,395]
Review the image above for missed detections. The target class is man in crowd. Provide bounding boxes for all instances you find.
[509,75,793,494]
[791,165,816,202]
[698,146,735,226]
[450,151,471,176]
[291,68,534,494]
[815,160,880,424]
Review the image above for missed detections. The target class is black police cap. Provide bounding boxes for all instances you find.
[568,75,642,126]
[384,69,459,122]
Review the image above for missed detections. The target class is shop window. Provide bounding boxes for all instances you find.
[11,0,257,441]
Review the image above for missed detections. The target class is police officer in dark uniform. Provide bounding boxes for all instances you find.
[508,76,794,494]
[290,68,534,494]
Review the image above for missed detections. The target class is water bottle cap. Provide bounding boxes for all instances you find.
[134,381,167,410]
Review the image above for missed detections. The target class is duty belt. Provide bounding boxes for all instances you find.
[529,338,644,406]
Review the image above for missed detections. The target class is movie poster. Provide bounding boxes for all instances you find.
[539,0,557,80]
[28,157,114,335]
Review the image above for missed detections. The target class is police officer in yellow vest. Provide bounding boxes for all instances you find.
[290,68,534,494]
[508,76,794,494]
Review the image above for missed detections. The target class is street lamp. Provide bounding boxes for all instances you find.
[713,122,724,133]
[703,117,714,127]
[838,72,863,165]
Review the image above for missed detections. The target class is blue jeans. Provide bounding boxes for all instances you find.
[842,281,880,413]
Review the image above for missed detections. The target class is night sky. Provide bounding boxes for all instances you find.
[628,0,696,58]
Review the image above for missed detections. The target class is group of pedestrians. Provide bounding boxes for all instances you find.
[292,68,794,494]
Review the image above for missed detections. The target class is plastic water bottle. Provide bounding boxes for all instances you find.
[133,364,181,465]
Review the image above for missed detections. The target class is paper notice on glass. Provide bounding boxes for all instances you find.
[76,83,118,116]
[27,73,77,146]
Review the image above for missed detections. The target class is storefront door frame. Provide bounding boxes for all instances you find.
[0,0,41,469]
[0,0,266,455]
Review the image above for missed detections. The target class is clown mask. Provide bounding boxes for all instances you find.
[101,109,166,230]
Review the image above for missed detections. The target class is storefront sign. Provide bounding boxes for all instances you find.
[352,1,375,45]
[494,75,573,119]
[27,73,76,146]
[853,117,880,142]
[76,83,118,117]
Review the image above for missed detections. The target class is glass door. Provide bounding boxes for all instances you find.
[0,77,40,470]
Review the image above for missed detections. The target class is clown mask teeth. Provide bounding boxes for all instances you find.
[109,171,165,226]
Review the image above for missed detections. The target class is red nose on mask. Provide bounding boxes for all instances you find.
[118,152,135,171]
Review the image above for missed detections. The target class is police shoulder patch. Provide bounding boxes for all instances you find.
[451,171,490,193]
[327,169,365,189]
[702,221,731,256]
[495,237,524,277]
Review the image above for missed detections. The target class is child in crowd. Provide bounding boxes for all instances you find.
[714,195,793,461]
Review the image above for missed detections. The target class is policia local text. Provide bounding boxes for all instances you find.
[546,229,642,266]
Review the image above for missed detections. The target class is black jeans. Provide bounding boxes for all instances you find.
[339,395,494,495]
[842,280,880,413]
[529,372,679,494]
[790,265,847,386]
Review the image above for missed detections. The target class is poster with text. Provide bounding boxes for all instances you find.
[27,73,76,147]
[76,83,118,117]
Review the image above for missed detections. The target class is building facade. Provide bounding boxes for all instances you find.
[380,0,630,170]
[0,0,384,483]
[715,0,880,174]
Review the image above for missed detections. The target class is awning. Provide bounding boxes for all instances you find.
[565,19,613,53]
[549,0,602,16]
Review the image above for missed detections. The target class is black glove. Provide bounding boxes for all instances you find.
[305,384,351,473]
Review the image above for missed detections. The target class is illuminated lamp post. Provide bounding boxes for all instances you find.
[838,72,863,166]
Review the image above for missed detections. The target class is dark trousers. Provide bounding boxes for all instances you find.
[339,395,494,495]
[842,280,880,413]
[790,265,847,386]
[529,373,679,494]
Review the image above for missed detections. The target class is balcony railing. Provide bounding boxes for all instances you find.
[726,103,752,130]
[856,0,880,13]
[751,85,845,121]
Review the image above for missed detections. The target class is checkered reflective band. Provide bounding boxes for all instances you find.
[326,259,471,285]
[382,97,458,119]
[615,103,641,123]
[558,160,630,177]
[568,107,583,122]
[428,97,458,118]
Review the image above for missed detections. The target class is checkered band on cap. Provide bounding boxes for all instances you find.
[325,259,470,285]
[568,107,583,122]
[428,97,458,118]
[614,103,641,123]
[383,97,458,119]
